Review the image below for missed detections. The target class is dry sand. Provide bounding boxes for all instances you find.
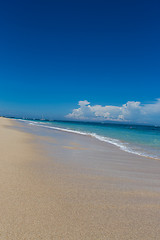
[0,117,160,240]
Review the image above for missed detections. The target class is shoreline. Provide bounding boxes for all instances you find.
[17,118,160,161]
[0,117,160,239]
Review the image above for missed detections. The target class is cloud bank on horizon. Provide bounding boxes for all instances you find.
[66,99,160,125]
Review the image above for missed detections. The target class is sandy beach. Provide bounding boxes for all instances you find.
[0,117,160,240]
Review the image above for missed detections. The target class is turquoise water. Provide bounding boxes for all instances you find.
[19,119,160,159]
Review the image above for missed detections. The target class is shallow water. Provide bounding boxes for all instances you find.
[17,119,160,159]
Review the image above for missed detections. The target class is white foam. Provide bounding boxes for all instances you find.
[18,119,159,160]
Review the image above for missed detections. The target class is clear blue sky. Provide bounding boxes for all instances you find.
[0,0,160,119]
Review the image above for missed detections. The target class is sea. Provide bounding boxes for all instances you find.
[17,119,160,160]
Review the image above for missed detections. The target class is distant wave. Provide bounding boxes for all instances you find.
[18,119,160,160]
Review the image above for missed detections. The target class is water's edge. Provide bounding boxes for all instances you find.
[17,119,160,160]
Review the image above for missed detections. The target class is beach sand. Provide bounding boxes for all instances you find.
[0,117,160,240]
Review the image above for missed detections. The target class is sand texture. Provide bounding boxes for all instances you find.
[0,117,160,240]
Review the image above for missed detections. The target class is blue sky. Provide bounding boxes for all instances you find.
[0,0,160,122]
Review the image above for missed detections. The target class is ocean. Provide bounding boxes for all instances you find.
[18,119,160,160]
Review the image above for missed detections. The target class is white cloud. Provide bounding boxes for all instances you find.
[66,99,160,125]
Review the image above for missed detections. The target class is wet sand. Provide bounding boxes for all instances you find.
[0,117,160,239]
